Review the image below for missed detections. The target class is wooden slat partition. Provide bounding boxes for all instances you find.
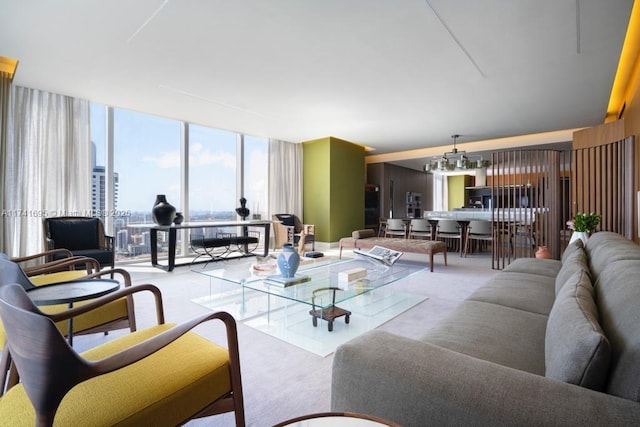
[491,150,568,269]
[571,136,636,239]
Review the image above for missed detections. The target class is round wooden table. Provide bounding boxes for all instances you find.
[273,412,401,427]
[27,279,120,345]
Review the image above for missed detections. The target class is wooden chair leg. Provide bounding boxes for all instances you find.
[0,349,9,395]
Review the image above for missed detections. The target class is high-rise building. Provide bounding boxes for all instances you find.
[91,142,119,215]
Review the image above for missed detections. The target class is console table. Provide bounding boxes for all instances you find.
[147,220,271,271]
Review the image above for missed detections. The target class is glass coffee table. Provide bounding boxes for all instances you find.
[192,257,427,356]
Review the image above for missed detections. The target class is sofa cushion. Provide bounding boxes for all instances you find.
[502,258,562,278]
[545,269,610,390]
[421,300,548,375]
[352,229,376,239]
[275,214,295,228]
[467,272,555,315]
[555,248,589,294]
[585,231,640,279]
[48,218,100,250]
[594,259,640,401]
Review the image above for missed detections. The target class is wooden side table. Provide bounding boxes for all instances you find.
[27,279,120,346]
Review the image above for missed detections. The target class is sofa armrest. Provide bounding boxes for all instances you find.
[332,330,640,426]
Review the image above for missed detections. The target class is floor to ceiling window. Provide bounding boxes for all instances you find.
[113,109,182,261]
[243,135,268,221]
[188,125,237,221]
[90,103,269,263]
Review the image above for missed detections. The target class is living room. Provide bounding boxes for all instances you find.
[2,1,640,426]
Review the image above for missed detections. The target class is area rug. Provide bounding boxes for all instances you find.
[194,286,427,357]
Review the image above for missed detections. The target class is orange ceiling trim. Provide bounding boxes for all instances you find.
[606,1,640,122]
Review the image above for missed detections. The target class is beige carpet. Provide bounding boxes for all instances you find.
[67,249,497,426]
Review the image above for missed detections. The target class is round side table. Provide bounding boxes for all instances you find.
[27,278,120,345]
[273,412,401,427]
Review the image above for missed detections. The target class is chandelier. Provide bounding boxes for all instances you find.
[424,134,490,172]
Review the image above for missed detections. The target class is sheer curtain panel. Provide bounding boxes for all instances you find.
[432,174,448,212]
[268,139,303,219]
[0,72,11,254]
[3,86,90,257]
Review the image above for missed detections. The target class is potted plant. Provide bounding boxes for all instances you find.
[567,212,601,245]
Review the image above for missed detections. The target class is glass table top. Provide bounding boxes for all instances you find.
[193,257,425,309]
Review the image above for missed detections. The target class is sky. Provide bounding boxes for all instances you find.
[90,105,268,215]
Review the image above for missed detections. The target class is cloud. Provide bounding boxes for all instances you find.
[141,144,236,169]
[189,143,235,168]
[142,151,180,168]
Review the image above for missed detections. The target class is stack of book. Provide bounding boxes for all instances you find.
[264,273,311,287]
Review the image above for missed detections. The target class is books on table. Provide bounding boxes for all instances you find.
[264,273,311,287]
[353,245,403,266]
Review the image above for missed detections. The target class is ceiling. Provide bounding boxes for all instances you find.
[0,0,633,165]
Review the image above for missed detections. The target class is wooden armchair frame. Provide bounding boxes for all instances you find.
[1,255,137,336]
[11,250,101,278]
[272,214,316,251]
[0,283,245,426]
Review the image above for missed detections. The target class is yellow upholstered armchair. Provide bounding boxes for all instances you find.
[0,254,137,348]
[0,283,245,426]
[272,214,315,251]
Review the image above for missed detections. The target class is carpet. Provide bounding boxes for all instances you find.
[192,280,427,356]
[67,250,496,426]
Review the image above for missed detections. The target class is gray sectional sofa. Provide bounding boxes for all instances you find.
[331,231,640,426]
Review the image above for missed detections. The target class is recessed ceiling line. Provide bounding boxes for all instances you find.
[158,84,272,120]
[424,0,485,78]
[128,0,171,44]
[576,0,582,54]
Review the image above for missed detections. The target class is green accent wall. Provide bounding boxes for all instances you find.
[303,137,365,243]
[447,175,473,209]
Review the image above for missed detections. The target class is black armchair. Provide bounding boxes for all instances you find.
[42,216,115,270]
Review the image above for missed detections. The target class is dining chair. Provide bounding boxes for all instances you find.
[437,220,463,255]
[0,283,245,426]
[408,218,432,240]
[464,220,493,256]
[384,219,407,238]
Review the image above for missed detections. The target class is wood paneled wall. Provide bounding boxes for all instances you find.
[571,136,637,239]
[491,150,570,269]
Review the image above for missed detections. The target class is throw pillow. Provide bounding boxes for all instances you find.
[555,248,589,295]
[561,239,584,263]
[276,214,295,227]
[545,269,610,390]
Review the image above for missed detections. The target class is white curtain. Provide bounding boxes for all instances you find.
[0,72,11,254]
[432,173,448,211]
[3,86,90,257]
[268,139,303,218]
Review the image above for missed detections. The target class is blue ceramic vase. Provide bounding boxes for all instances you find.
[278,244,300,278]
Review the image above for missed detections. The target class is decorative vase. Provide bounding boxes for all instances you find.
[235,197,250,220]
[569,231,589,246]
[278,244,300,278]
[173,212,184,225]
[152,194,176,226]
[535,245,552,259]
